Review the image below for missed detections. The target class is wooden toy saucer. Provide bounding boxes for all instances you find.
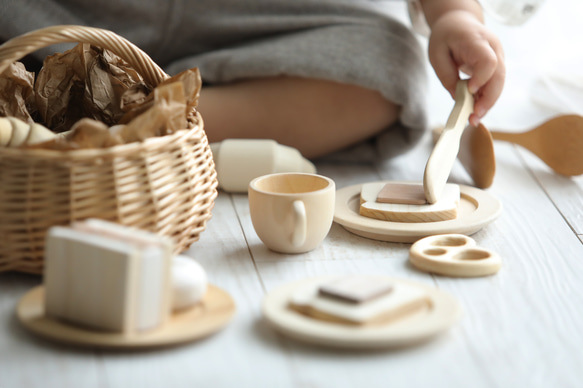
[17,284,235,349]
[262,276,462,349]
[334,182,502,243]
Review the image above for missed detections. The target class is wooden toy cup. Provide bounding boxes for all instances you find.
[248,173,335,254]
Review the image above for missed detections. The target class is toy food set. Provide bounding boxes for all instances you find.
[3,26,507,354]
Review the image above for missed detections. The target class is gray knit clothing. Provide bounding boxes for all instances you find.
[0,0,428,162]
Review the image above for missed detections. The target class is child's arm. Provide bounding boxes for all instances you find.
[419,0,505,126]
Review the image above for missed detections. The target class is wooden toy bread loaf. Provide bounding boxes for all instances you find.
[0,117,57,147]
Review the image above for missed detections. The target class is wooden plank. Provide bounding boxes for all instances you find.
[94,192,299,388]
[0,193,299,388]
[245,151,494,387]
[251,141,583,387]
[256,260,494,388]
[515,145,583,235]
[0,273,105,388]
[428,142,583,386]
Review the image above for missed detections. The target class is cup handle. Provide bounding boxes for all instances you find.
[291,200,307,247]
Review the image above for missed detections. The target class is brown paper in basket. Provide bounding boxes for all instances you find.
[112,69,201,143]
[34,43,148,133]
[114,82,188,143]
[119,68,201,125]
[26,81,192,150]
[0,62,37,123]
[3,43,202,150]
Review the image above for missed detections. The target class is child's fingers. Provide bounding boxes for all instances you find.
[469,112,481,127]
[474,63,506,119]
[466,41,499,94]
[472,40,505,121]
[428,40,459,98]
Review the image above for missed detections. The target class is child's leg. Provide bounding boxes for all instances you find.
[197,76,400,159]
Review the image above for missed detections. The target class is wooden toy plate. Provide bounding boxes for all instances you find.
[334,182,502,243]
[262,276,462,349]
[17,284,235,349]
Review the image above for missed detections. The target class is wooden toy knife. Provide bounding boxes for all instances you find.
[423,80,474,203]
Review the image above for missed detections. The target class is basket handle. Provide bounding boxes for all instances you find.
[0,25,169,87]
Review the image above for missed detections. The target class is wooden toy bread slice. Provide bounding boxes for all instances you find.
[28,123,58,145]
[7,117,30,146]
[0,117,57,147]
[318,275,394,304]
[0,118,13,146]
[375,182,427,205]
[360,182,460,223]
[289,280,430,326]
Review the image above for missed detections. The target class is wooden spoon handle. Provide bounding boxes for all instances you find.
[490,131,530,147]
[490,129,545,164]
[491,116,583,176]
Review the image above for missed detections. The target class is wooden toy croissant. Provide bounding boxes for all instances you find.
[0,116,57,147]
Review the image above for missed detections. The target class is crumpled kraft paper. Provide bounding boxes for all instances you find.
[0,62,37,123]
[1,43,202,150]
[35,43,147,133]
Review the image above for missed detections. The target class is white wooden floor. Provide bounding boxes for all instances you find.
[2,1,583,387]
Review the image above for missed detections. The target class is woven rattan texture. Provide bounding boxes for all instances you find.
[0,26,218,274]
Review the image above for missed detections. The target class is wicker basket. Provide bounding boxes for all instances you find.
[0,25,218,274]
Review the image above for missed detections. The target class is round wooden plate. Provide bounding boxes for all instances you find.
[17,284,235,349]
[262,276,462,349]
[334,182,502,243]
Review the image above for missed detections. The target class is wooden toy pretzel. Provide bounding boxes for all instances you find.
[409,234,502,277]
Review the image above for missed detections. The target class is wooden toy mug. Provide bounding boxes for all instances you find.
[248,173,335,254]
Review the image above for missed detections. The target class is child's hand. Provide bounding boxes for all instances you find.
[427,10,505,126]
